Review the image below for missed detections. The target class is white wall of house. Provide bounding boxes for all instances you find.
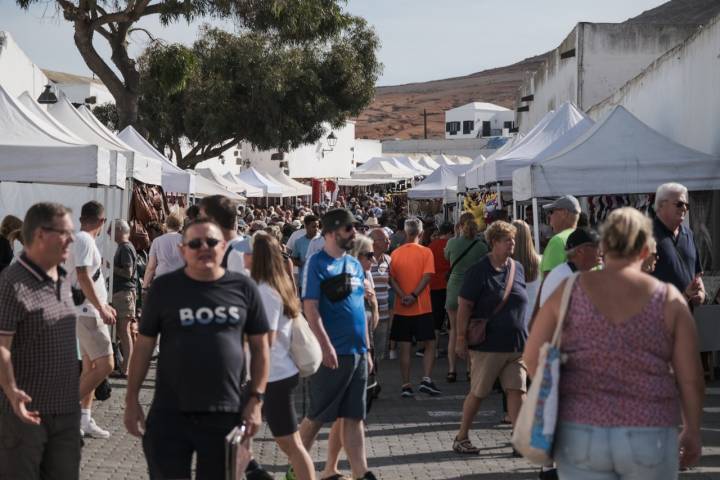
[56,82,114,106]
[0,31,49,99]
[516,23,697,134]
[354,139,382,165]
[589,15,720,157]
[445,103,515,139]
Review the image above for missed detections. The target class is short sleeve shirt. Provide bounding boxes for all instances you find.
[540,228,574,274]
[428,238,450,290]
[370,254,391,322]
[292,234,319,282]
[67,231,106,317]
[139,269,269,412]
[148,232,185,277]
[113,242,137,292]
[302,251,367,355]
[539,262,574,307]
[460,257,528,352]
[652,217,702,293]
[390,243,435,316]
[257,283,298,383]
[0,256,79,414]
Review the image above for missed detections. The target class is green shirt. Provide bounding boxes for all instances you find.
[540,228,574,274]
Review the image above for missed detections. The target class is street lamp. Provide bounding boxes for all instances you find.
[322,132,338,158]
[37,85,58,104]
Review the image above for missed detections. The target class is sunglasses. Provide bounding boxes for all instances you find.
[41,226,74,237]
[675,201,690,210]
[185,237,221,250]
[361,251,374,259]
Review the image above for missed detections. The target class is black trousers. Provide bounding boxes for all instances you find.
[0,409,81,480]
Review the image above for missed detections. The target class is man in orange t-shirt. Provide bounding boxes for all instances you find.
[389,218,441,398]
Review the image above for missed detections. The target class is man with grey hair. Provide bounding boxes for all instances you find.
[113,219,137,377]
[652,182,705,306]
[389,218,441,397]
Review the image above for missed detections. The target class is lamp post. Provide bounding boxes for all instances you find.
[37,85,58,104]
[321,132,337,158]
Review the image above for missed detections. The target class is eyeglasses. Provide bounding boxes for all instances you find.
[342,224,355,233]
[361,251,374,259]
[185,237,221,250]
[41,226,74,237]
[674,201,690,210]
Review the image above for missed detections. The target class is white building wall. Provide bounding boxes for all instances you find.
[445,106,514,139]
[56,82,114,106]
[0,31,49,99]
[588,15,720,157]
[354,139,382,165]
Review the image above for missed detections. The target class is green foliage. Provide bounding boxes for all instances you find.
[92,103,120,131]
[138,19,381,168]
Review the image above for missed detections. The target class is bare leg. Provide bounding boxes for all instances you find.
[342,418,368,479]
[422,340,436,379]
[79,354,114,407]
[505,389,526,427]
[299,418,323,452]
[456,393,482,440]
[446,309,457,374]
[320,421,344,479]
[275,432,317,480]
[398,341,412,385]
[118,317,134,375]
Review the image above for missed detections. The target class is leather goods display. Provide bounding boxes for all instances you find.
[466,259,516,346]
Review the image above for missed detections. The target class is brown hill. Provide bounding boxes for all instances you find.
[355,0,720,140]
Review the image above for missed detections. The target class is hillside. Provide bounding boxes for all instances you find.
[355,0,720,140]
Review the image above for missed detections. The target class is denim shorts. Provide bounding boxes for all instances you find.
[555,421,679,480]
[308,353,367,423]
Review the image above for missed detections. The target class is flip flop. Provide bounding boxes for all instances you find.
[321,475,349,480]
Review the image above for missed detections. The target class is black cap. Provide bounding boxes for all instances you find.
[565,228,600,251]
[322,209,355,232]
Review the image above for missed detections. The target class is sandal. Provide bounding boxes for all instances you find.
[320,475,349,480]
[446,372,457,383]
[452,437,480,454]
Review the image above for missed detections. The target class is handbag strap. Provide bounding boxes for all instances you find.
[550,272,580,348]
[448,239,479,276]
[491,258,516,316]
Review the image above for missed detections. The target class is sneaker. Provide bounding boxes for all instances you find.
[401,385,414,397]
[419,379,442,396]
[415,348,425,358]
[538,468,559,480]
[82,417,110,439]
[284,467,296,480]
[388,349,397,360]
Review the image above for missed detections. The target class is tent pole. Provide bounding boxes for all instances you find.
[513,199,517,221]
[532,197,540,252]
[496,182,502,209]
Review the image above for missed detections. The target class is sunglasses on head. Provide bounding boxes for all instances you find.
[185,237,221,250]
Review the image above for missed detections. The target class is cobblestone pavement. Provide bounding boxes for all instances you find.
[82,355,720,479]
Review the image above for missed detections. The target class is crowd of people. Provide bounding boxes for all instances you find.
[0,182,711,480]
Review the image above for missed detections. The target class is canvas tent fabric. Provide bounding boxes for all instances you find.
[78,105,162,186]
[236,167,286,197]
[478,102,594,186]
[337,178,399,186]
[268,171,312,196]
[0,85,112,186]
[393,156,433,175]
[387,157,423,176]
[222,172,264,197]
[407,166,459,203]
[416,155,440,171]
[193,173,244,200]
[512,106,720,200]
[433,154,456,166]
[352,157,415,179]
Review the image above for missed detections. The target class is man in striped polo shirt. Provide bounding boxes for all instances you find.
[369,228,392,360]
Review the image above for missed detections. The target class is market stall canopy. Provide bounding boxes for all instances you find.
[337,178,399,186]
[221,172,264,198]
[352,157,416,179]
[268,171,312,196]
[392,156,433,175]
[512,106,720,200]
[485,133,525,162]
[78,105,163,186]
[407,166,459,204]
[387,157,424,176]
[479,102,593,186]
[0,85,111,186]
[416,154,440,171]
[236,167,286,197]
[192,172,245,200]
[452,155,473,165]
[118,126,194,194]
[433,154,456,166]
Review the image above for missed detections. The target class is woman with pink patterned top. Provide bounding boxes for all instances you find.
[525,207,704,479]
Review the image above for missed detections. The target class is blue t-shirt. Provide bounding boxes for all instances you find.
[292,234,316,282]
[302,250,367,355]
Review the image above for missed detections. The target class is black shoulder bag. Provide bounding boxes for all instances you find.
[446,240,479,281]
[320,258,353,302]
[71,269,102,306]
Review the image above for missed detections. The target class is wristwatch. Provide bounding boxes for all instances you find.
[248,391,265,402]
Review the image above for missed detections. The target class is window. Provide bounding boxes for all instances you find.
[446,121,460,135]
[462,120,474,135]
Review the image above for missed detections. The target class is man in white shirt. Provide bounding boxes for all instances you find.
[68,201,117,439]
[199,195,247,274]
[538,228,601,307]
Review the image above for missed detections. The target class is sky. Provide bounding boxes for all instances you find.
[0,0,668,86]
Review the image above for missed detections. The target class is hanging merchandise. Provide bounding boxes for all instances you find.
[586,194,652,226]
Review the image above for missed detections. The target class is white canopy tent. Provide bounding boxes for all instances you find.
[192,173,245,200]
[415,154,440,171]
[77,105,162,186]
[221,172,264,198]
[452,155,473,165]
[512,105,720,200]
[407,166,459,204]
[392,156,433,175]
[387,157,423,177]
[0,85,112,186]
[196,167,244,193]
[352,157,415,179]
[433,154,456,166]
[478,102,594,186]
[236,167,286,197]
[268,171,312,196]
[337,178,399,187]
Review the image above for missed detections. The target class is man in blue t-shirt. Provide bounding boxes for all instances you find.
[299,209,377,480]
[291,215,320,292]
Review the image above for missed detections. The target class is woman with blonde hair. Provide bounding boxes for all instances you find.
[444,211,488,382]
[512,220,541,326]
[525,207,704,478]
[250,231,316,480]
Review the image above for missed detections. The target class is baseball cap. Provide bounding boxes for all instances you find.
[542,195,581,214]
[565,228,600,251]
[322,209,355,232]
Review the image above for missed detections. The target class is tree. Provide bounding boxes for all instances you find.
[137,22,380,168]
[15,0,372,129]
[92,102,119,131]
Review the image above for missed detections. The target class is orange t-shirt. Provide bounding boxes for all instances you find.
[428,238,450,290]
[390,243,435,316]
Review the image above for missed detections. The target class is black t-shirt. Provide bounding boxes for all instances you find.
[459,256,528,353]
[113,242,137,292]
[139,269,269,412]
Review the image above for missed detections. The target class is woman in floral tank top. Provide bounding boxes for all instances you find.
[525,208,704,479]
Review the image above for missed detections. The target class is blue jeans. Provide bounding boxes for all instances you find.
[555,422,679,480]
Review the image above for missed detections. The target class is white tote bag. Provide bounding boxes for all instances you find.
[512,273,578,465]
[289,314,322,377]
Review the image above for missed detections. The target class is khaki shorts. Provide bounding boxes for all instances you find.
[77,315,113,361]
[112,290,136,320]
[469,351,527,399]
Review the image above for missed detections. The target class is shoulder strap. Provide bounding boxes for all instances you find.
[491,259,516,316]
[551,272,580,348]
[448,240,479,275]
[221,244,233,269]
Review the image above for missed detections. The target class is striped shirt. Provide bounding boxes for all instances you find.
[370,253,391,322]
